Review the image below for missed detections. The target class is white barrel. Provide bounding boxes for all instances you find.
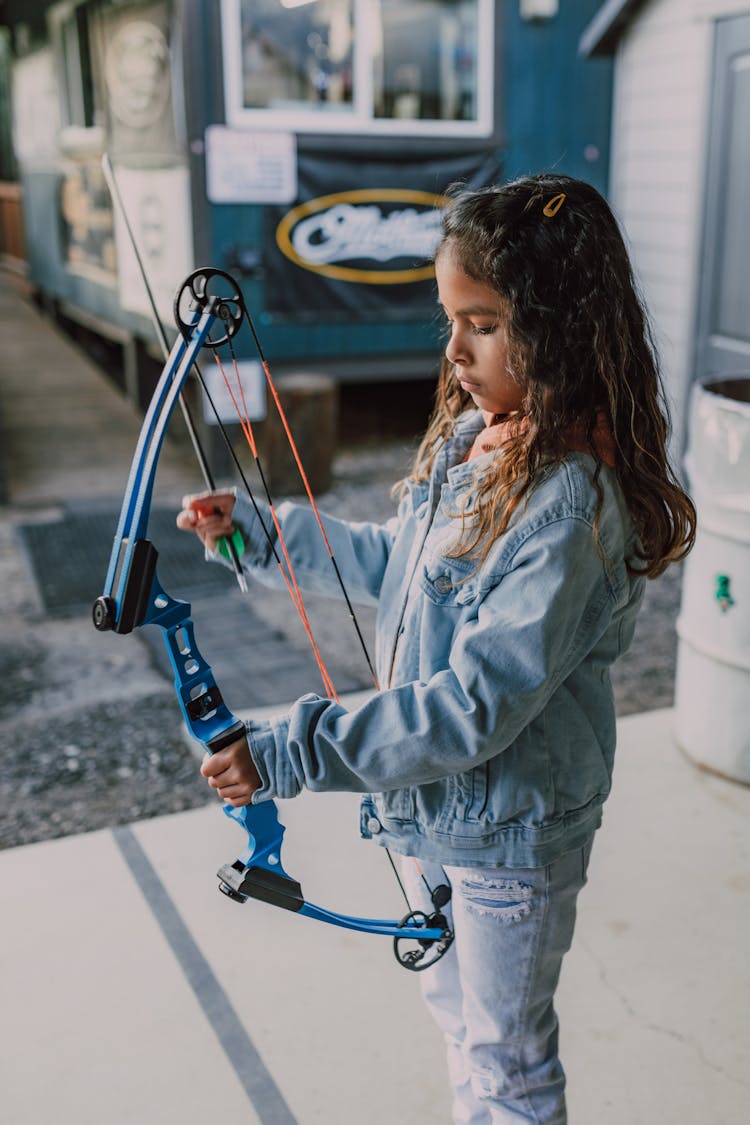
[674,376,750,783]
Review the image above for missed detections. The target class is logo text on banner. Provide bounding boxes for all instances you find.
[276,189,446,285]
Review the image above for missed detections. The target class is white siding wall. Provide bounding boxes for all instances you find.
[608,0,750,455]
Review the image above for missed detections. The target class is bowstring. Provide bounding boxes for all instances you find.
[210,344,337,700]
[180,348,333,700]
[239,305,380,693]
[191,294,422,918]
[100,148,421,925]
[217,314,426,917]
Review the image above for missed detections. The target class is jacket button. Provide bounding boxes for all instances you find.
[434,574,453,593]
[366,817,382,834]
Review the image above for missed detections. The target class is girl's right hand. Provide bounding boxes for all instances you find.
[176,490,237,552]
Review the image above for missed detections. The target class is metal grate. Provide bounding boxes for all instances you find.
[16,505,374,707]
[16,507,234,614]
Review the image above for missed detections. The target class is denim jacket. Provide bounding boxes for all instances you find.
[223,409,644,868]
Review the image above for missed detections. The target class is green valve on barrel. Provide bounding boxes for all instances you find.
[715,574,735,612]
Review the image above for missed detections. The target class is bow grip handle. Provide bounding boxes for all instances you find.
[206,720,247,754]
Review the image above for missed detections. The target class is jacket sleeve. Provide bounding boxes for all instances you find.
[244,513,621,799]
[211,491,402,607]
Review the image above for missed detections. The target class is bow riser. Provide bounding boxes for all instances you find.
[161,608,244,747]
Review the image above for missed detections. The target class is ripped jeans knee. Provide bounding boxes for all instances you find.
[458,872,535,924]
[404,845,592,1124]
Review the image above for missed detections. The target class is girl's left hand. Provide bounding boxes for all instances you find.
[200,736,262,806]
[177,490,237,552]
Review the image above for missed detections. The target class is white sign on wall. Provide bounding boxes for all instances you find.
[111,164,193,325]
[201,358,266,425]
[11,49,61,166]
[205,125,297,204]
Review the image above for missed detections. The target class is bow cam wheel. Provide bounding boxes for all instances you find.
[174,267,245,348]
[393,910,454,972]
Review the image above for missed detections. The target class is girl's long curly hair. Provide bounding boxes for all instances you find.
[410,175,696,578]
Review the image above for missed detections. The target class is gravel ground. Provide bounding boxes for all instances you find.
[0,440,682,851]
[0,515,211,849]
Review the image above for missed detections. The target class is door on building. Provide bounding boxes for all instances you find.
[696,14,750,384]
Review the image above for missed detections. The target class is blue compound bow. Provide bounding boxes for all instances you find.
[92,267,453,971]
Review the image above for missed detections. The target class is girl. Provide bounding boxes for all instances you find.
[177,175,695,1123]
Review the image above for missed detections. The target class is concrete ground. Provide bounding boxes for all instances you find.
[0,273,748,1123]
[1,706,748,1124]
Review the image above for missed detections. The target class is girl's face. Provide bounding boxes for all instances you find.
[435,249,525,419]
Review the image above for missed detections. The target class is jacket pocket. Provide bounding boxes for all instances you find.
[449,764,490,825]
[410,769,490,834]
[419,553,479,607]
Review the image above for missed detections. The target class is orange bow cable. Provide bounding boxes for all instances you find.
[212,349,338,702]
[219,302,431,919]
[241,324,380,692]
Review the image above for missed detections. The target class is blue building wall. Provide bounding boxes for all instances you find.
[502,1,612,191]
[8,1,613,380]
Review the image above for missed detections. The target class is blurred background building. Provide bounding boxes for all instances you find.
[0,1,610,448]
[0,0,747,463]
[581,0,750,454]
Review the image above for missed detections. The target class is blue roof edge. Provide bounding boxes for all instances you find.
[579,0,649,57]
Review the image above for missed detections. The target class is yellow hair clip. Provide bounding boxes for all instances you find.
[542,193,566,218]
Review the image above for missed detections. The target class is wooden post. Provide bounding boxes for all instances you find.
[0,181,26,270]
[258,373,338,496]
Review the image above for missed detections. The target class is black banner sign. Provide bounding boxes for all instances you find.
[264,150,501,320]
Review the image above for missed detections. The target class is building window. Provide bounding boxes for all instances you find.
[232,0,355,117]
[222,0,493,136]
[49,1,100,132]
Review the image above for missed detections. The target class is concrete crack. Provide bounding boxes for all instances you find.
[579,936,750,1092]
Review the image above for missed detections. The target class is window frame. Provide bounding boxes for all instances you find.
[221,0,495,137]
[49,1,98,132]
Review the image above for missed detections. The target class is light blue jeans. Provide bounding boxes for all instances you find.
[403,842,593,1124]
